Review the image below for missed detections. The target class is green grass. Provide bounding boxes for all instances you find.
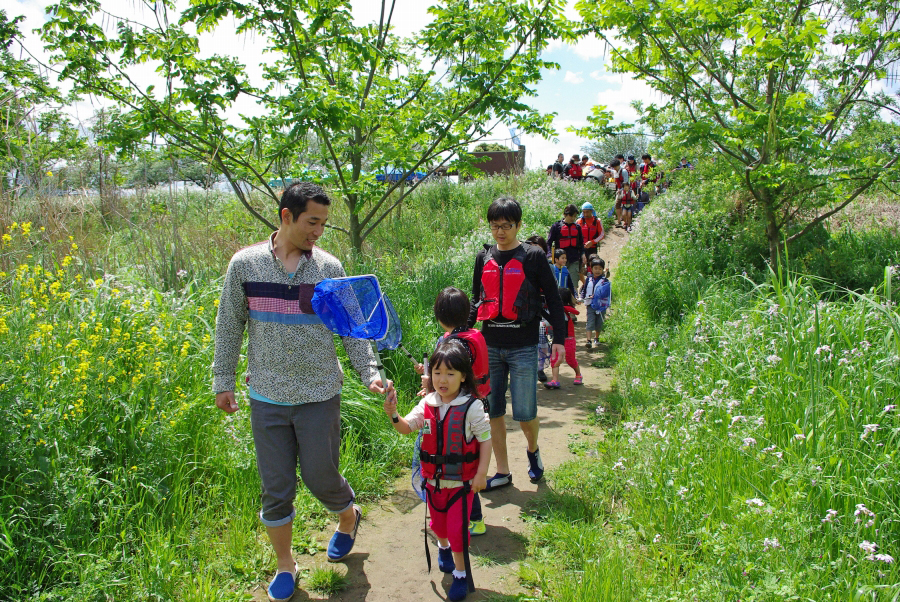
[524,189,900,599]
[306,566,348,595]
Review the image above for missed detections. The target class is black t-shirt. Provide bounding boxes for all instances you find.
[468,242,566,348]
[552,161,564,176]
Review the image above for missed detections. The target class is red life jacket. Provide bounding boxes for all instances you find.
[444,329,490,400]
[476,244,540,323]
[577,216,601,247]
[616,168,632,201]
[558,221,580,249]
[418,396,481,482]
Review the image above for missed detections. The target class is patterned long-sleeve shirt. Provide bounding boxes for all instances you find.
[212,233,378,405]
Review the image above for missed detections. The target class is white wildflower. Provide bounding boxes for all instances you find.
[861,424,879,440]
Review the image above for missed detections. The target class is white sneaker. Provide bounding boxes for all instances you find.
[588,340,595,349]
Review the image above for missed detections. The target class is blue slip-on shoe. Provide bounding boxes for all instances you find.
[438,546,455,573]
[267,563,297,602]
[327,504,361,562]
[483,472,512,491]
[527,448,544,484]
[448,575,469,601]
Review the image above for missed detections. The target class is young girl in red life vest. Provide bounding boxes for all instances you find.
[545,287,583,389]
[415,287,490,537]
[386,341,492,602]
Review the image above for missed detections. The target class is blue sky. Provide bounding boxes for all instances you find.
[7,0,648,168]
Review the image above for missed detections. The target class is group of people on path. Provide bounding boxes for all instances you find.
[212,183,611,602]
[548,151,666,233]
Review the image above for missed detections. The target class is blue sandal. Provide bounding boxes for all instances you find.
[267,563,297,602]
[327,504,361,562]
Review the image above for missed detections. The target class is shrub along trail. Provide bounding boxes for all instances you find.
[249,228,629,601]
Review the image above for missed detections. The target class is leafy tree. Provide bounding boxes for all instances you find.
[473,142,512,152]
[1,10,82,197]
[576,0,900,264]
[582,130,651,164]
[42,0,577,251]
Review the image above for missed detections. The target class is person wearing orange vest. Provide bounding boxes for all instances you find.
[547,204,585,289]
[576,202,604,270]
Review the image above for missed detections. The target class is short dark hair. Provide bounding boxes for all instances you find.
[563,204,578,216]
[486,197,522,224]
[434,287,470,330]
[525,235,548,254]
[558,286,574,306]
[615,154,625,160]
[641,153,652,161]
[428,340,477,397]
[591,257,605,268]
[582,155,589,160]
[553,248,566,261]
[279,182,330,222]
[610,159,621,168]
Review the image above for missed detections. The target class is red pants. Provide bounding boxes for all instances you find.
[552,337,579,371]
[427,484,474,553]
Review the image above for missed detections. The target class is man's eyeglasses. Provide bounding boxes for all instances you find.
[489,223,515,231]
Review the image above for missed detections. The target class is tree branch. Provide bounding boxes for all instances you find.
[786,155,900,244]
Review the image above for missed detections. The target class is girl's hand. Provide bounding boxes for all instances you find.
[471,473,487,494]
[383,396,398,417]
[414,363,424,375]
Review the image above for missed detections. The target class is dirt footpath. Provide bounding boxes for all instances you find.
[251,228,628,601]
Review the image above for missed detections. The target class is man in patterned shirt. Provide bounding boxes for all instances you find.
[213,182,396,602]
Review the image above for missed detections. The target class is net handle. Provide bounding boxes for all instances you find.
[370,339,398,421]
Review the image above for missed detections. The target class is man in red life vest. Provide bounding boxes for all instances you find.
[547,204,585,290]
[468,197,567,490]
[565,154,583,180]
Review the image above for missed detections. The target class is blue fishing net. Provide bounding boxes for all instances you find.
[378,294,403,351]
[312,275,389,340]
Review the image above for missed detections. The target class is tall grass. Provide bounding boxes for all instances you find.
[0,172,593,598]
[528,190,900,599]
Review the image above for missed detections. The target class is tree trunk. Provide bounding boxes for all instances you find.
[349,211,363,253]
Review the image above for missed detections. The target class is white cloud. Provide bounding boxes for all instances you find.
[592,74,657,124]
[520,117,591,170]
[589,70,604,80]
[566,34,609,61]
[564,71,585,84]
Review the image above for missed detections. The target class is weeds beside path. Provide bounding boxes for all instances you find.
[249,229,629,601]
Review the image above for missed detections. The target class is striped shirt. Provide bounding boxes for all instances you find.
[212,233,378,405]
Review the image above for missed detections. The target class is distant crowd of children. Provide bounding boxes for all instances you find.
[547,151,666,233]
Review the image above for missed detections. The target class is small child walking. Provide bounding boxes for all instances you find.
[526,236,553,383]
[385,341,492,601]
[545,287,583,389]
[551,249,578,301]
[580,258,611,349]
[416,287,490,536]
